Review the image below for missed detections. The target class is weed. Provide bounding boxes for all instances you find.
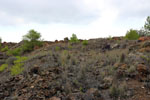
[109,82,127,99]
[119,81,127,98]
[7,48,22,56]
[0,64,8,72]
[14,56,28,64]
[82,40,88,46]
[1,46,9,52]
[10,56,28,76]
[120,53,125,63]
[55,46,60,51]
[108,66,116,76]
[61,50,69,66]
[10,64,24,76]
[109,85,120,98]
[127,65,136,73]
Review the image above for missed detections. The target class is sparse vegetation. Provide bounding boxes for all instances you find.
[1,22,150,99]
[0,64,8,72]
[1,46,9,52]
[10,56,28,76]
[7,48,22,56]
[55,46,60,51]
[0,37,2,43]
[109,82,127,99]
[82,40,88,46]
[109,85,120,98]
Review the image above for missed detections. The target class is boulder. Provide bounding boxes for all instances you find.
[137,64,148,76]
[141,41,150,48]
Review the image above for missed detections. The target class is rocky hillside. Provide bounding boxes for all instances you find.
[0,37,150,100]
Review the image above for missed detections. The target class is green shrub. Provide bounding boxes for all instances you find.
[14,56,28,64]
[82,40,88,46]
[10,56,28,76]
[0,64,8,72]
[125,29,140,40]
[109,85,120,98]
[70,33,79,43]
[55,46,60,51]
[10,64,24,76]
[22,29,43,52]
[109,82,127,99]
[1,46,9,52]
[7,48,22,56]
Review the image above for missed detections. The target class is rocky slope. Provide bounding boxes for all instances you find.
[0,37,150,100]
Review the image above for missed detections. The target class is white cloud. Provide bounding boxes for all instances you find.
[0,0,100,25]
[0,0,150,42]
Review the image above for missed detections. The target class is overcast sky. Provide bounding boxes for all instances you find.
[0,0,149,42]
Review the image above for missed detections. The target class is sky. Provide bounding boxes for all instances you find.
[0,0,149,42]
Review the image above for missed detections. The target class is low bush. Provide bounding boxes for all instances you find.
[10,56,28,76]
[82,40,88,46]
[109,82,127,99]
[10,64,24,76]
[1,46,9,52]
[7,48,22,56]
[55,46,60,51]
[0,64,8,72]
[125,29,140,40]
[109,85,120,98]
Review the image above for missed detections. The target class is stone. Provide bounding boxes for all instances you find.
[111,44,120,49]
[141,41,150,48]
[137,64,148,76]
